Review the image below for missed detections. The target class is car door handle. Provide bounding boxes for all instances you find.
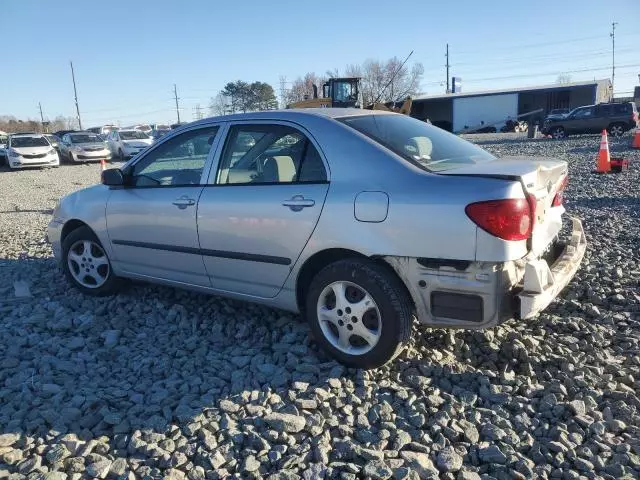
[172,196,196,209]
[282,195,315,211]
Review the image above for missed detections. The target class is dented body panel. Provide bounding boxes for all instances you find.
[384,217,586,327]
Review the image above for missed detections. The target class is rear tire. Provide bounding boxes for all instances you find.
[607,123,626,137]
[62,226,122,296]
[305,259,413,369]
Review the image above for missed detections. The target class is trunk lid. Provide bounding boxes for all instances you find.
[442,156,568,256]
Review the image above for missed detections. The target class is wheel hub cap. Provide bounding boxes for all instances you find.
[316,281,382,355]
[67,240,110,288]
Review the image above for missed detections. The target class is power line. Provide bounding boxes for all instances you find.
[462,63,640,84]
[80,99,173,114]
[86,107,177,123]
[451,46,637,69]
[453,33,618,56]
[70,61,82,130]
[173,84,181,124]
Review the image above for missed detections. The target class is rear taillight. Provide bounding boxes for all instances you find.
[465,198,532,241]
[552,176,568,207]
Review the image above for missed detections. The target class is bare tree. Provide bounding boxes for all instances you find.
[360,57,424,106]
[283,72,327,106]
[209,93,230,116]
[556,74,572,84]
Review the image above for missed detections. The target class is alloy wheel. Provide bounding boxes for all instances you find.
[316,281,382,355]
[67,240,110,289]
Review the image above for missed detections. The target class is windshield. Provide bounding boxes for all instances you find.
[334,80,358,102]
[11,136,49,148]
[340,114,495,172]
[120,131,149,140]
[70,134,102,144]
[153,129,170,137]
[1,135,9,144]
[44,135,58,144]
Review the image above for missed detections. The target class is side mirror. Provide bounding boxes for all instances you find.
[101,168,125,186]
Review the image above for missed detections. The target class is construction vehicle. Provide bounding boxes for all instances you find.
[287,77,361,109]
[287,76,413,115]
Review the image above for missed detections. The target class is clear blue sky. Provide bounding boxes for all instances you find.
[3,0,639,127]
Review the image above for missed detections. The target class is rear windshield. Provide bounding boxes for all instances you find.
[120,131,149,140]
[339,114,495,172]
[70,134,102,144]
[11,136,49,148]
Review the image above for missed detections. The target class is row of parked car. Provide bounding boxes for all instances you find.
[0,123,178,169]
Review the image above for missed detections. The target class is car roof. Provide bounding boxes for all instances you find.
[185,108,394,128]
[11,133,44,138]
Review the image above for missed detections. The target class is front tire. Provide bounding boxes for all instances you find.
[62,226,121,296]
[305,259,413,369]
[551,126,566,139]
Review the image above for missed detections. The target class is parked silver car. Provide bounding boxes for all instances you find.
[48,109,586,368]
[58,132,111,163]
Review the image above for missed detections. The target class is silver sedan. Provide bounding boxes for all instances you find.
[48,109,586,368]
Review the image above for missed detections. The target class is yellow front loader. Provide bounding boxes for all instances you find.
[287,77,412,115]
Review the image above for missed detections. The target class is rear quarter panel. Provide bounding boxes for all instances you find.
[282,116,527,296]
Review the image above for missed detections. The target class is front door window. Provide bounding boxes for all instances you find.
[131,127,219,187]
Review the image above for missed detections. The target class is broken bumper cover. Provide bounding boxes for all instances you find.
[518,217,587,319]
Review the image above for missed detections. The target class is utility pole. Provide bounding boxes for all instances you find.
[279,75,287,108]
[38,102,45,132]
[70,61,82,130]
[610,22,618,93]
[173,84,181,123]
[445,43,450,94]
[193,104,203,121]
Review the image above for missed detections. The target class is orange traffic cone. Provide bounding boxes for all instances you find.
[596,129,611,173]
[632,128,640,149]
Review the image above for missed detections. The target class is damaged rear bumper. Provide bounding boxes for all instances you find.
[383,216,586,329]
[518,217,586,319]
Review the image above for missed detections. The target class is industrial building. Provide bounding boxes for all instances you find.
[410,79,612,132]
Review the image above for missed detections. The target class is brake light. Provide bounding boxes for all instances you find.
[552,176,568,207]
[465,198,532,241]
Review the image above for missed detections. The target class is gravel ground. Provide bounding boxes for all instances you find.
[0,132,638,480]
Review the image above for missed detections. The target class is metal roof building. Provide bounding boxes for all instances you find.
[410,79,612,132]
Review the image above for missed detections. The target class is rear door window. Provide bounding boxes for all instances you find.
[597,104,613,116]
[215,124,327,184]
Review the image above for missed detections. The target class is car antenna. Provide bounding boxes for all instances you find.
[371,50,414,106]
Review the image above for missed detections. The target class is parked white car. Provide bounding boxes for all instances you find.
[106,130,153,160]
[5,133,59,169]
[59,132,112,163]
